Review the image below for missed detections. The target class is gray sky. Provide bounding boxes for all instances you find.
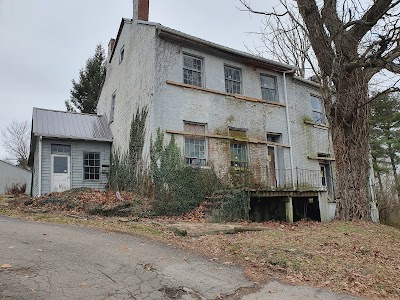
[0,0,273,159]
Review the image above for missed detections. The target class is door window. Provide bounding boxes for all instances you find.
[54,156,68,173]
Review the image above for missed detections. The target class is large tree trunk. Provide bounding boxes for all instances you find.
[327,70,371,220]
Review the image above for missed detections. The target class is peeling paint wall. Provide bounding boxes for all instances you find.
[97,22,335,188]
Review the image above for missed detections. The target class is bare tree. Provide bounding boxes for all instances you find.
[1,120,30,169]
[243,2,318,78]
[240,0,400,220]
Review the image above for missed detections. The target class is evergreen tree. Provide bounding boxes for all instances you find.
[370,93,400,197]
[65,44,106,113]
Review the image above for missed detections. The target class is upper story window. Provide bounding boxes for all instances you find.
[310,95,325,124]
[224,65,242,94]
[119,45,125,63]
[184,122,207,166]
[260,74,277,102]
[110,92,116,123]
[183,54,203,87]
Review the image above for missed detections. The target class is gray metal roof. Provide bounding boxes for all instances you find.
[32,108,113,142]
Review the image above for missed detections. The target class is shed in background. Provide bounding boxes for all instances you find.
[0,160,32,195]
[29,108,113,197]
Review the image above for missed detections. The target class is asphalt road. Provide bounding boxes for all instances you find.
[0,216,362,300]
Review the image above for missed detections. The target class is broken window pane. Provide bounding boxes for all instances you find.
[224,66,242,94]
[183,54,203,87]
[184,138,206,166]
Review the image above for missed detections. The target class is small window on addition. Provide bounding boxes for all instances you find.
[260,74,277,102]
[119,45,125,63]
[183,54,203,87]
[183,122,207,166]
[229,128,248,168]
[83,153,100,180]
[311,95,325,124]
[224,65,242,94]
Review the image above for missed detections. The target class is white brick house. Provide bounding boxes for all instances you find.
[97,0,337,222]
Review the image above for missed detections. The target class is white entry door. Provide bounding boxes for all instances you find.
[51,155,71,192]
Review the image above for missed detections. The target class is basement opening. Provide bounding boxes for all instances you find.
[250,196,286,222]
[292,196,321,222]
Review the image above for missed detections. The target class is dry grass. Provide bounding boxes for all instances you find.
[168,221,400,300]
[1,195,399,300]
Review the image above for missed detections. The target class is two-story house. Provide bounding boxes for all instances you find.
[96,0,336,222]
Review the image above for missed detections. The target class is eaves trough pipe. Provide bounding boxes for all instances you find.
[38,136,42,197]
[283,72,295,189]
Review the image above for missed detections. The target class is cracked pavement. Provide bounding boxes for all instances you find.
[0,216,363,300]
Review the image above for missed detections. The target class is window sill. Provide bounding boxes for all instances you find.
[186,164,211,169]
[304,120,329,130]
[167,129,291,148]
[166,80,286,107]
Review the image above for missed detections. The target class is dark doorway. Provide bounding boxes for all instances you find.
[250,197,286,222]
[292,197,321,221]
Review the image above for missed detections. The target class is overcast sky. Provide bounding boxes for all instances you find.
[0,0,276,159]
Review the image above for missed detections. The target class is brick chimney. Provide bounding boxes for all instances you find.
[133,0,149,21]
[107,38,116,62]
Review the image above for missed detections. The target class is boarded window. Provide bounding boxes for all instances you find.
[267,133,282,143]
[183,54,203,87]
[224,66,242,94]
[83,153,100,180]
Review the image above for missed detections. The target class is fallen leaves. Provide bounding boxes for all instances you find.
[1,264,12,269]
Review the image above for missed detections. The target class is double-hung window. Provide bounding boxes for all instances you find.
[310,95,325,124]
[83,153,100,180]
[183,54,203,87]
[260,74,277,102]
[184,122,207,166]
[185,138,206,166]
[224,66,242,94]
[229,128,248,168]
[230,143,247,168]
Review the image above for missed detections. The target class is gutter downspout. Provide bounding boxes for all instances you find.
[283,72,295,188]
[38,136,42,197]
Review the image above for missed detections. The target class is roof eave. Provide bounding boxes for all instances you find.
[157,26,296,74]
[32,133,113,143]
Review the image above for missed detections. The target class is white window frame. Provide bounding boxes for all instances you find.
[310,94,325,124]
[260,74,278,102]
[83,152,101,181]
[183,54,203,87]
[184,137,207,166]
[224,65,242,94]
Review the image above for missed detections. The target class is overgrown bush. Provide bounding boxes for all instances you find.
[211,190,250,222]
[5,183,26,195]
[151,129,223,215]
[377,187,400,229]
